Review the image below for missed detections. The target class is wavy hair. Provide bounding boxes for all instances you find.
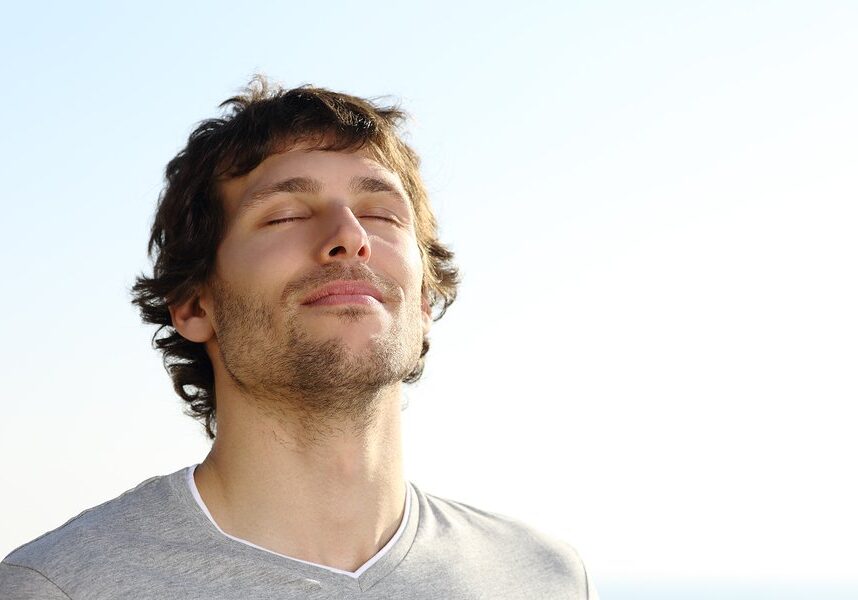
[131,76,459,439]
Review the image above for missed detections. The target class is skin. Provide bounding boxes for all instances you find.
[169,147,431,572]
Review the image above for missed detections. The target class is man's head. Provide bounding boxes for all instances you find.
[132,77,459,439]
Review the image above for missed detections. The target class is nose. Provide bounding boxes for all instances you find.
[319,204,371,264]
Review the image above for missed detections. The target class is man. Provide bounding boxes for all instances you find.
[1,77,597,599]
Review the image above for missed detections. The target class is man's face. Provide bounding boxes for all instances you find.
[201,147,429,417]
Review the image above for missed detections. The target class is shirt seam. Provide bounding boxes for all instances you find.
[4,475,163,559]
[3,561,73,600]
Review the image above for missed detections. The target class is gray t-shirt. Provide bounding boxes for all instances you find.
[1,467,597,599]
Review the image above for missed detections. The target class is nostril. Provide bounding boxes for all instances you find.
[328,246,346,257]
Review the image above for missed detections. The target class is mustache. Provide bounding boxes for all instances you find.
[280,263,399,304]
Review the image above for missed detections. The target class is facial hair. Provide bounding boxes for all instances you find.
[209,263,424,433]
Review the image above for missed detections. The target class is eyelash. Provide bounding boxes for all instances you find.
[266,217,304,225]
[266,215,398,226]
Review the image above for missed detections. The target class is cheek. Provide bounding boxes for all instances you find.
[217,230,308,290]
[387,237,425,296]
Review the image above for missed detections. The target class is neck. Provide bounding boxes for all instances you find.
[193,383,407,572]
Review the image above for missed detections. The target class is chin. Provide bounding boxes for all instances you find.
[308,309,388,334]
[302,324,380,349]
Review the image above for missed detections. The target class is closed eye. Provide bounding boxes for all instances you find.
[360,215,400,224]
[266,216,307,226]
[266,214,401,226]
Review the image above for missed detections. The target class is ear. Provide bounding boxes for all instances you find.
[168,289,215,343]
[421,295,432,336]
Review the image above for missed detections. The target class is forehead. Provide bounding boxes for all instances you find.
[218,148,409,219]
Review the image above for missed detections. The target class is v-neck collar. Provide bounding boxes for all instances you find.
[171,464,419,592]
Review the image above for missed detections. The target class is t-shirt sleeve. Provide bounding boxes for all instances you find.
[0,562,71,599]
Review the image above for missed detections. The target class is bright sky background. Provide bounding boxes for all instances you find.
[1,1,856,596]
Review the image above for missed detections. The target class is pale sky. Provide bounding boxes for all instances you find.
[1,1,856,593]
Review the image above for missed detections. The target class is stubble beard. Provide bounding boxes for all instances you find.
[210,273,423,437]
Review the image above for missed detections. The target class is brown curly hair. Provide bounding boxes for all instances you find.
[131,76,459,439]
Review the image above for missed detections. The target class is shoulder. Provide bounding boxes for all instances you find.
[412,484,589,584]
[2,468,186,589]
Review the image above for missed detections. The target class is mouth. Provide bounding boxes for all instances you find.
[300,280,385,307]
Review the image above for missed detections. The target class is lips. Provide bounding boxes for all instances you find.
[300,280,385,305]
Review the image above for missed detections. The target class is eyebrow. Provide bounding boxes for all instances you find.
[240,175,409,213]
[349,176,405,198]
[241,177,322,211]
